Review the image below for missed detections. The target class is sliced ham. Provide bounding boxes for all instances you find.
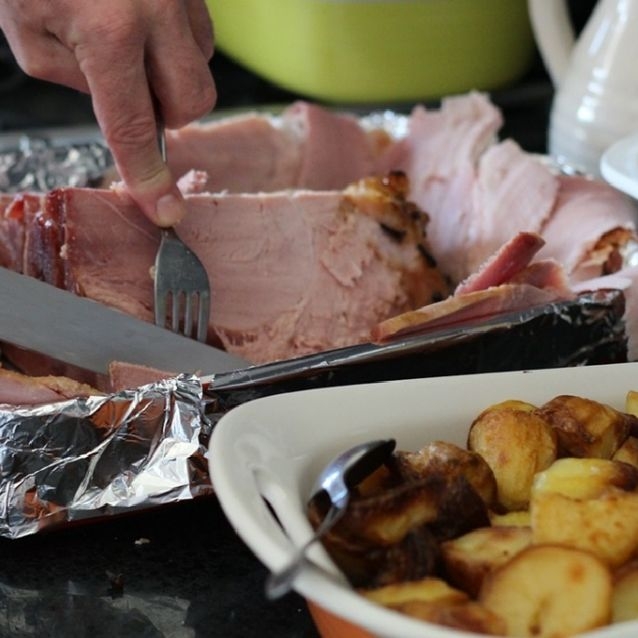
[165,111,303,193]
[0,367,99,405]
[454,232,545,295]
[25,175,449,365]
[372,284,571,342]
[535,174,638,281]
[382,92,503,282]
[465,140,559,275]
[108,361,174,392]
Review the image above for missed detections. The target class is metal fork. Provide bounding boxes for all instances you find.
[153,126,211,342]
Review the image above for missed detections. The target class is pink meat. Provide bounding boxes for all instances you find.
[454,232,545,295]
[536,174,638,281]
[0,368,98,405]
[508,260,572,293]
[380,92,503,283]
[108,361,174,392]
[178,188,445,362]
[284,101,379,190]
[25,180,446,365]
[372,283,571,342]
[465,140,559,275]
[166,112,302,193]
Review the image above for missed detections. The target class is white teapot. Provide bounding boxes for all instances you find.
[528,0,638,176]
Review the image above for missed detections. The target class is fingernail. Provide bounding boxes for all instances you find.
[155,193,186,226]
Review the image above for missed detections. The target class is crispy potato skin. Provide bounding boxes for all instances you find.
[467,404,557,511]
[538,394,634,459]
[394,440,498,509]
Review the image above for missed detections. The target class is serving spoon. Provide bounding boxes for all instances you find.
[265,437,396,600]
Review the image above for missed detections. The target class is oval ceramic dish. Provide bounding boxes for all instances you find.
[209,362,638,638]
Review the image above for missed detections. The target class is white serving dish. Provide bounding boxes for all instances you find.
[208,362,638,638]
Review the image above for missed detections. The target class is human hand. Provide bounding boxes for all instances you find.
[0,0,216,226]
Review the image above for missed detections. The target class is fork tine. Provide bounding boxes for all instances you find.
[197,291,211,342]
[154,290,167,329]
[171,292,181,333]
[183,293,194,339]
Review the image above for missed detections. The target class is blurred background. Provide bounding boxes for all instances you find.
[0,0,597,154]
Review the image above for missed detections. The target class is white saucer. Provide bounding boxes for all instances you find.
[600,132,638,200]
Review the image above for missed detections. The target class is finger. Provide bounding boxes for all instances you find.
[144,4,216,128]
[184,0,215,61]
[1,27,89,92]
[76,32,186,226]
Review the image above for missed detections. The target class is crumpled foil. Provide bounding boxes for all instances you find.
[0,374,211,539]
[0,135,112,192]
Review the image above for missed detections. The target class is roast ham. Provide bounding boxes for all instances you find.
[1,92,638,390]
[8,172,449,366]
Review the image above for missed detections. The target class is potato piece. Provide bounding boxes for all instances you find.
[479,545,612,637]
[613,436,638,468]
[362,576,467,606]
[489,510,531,527]
[395,599,506,635]
[395,440,498,508]
[441,525,532,597]
[533,457,638,499]
[612,560,638,623]
[468,403,557,511]
[538,394,632,458]
[624,390,638,419]
[531,459,638,567]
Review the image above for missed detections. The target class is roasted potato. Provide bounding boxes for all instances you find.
[613,436,638,468]
[488,510,531,527]
[531,458,638,567]
[479,545,612,637]
[363,576,506,635]
[440,525,532,598]
[538,394,633,458]
[612,559,638,623]
[467,402,557,511]
[394,440,498,508]
[362,576,467,606]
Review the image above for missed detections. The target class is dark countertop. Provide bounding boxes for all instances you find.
[0,32,564,638]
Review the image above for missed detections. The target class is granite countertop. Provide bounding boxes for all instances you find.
[0,40,558,637]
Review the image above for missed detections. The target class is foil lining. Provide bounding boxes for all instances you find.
[0,374,211,539]
[0,135,112,192]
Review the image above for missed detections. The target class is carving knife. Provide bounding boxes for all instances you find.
[0,267,250,375]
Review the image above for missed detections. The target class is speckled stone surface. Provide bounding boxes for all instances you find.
[0,496,319,637]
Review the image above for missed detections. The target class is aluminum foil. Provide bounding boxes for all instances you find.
[0,134,111,192]
[0,374,211,539]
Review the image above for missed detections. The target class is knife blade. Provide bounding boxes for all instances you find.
[0,267,250,375]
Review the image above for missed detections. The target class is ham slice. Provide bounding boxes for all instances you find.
[23,175,449,365]
[165,111,303,193]
[0,367,99,405]
[373,231,574,343]
[455,232,545,295]
[372,284,571,342]
[465,140,559,275]
[381,92,503,282]
[535,174,638,281]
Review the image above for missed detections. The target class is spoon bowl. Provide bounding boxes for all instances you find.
[265,438,396,600]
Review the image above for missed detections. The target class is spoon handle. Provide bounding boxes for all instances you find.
[265,503,345,600]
